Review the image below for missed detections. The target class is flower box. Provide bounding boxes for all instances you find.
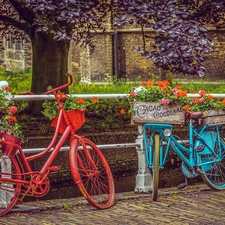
[131,102,185,125]
[0,133,22,157]
[200,110,225,126]
[51,109,86,134]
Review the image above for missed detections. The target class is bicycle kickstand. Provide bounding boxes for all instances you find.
[177,176,189,189]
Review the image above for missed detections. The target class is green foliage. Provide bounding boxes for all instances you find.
[126,80,189,114]
[2,68,225,95]
[42,92,98,120]
[70,80,138,94]
[1,115,23,138]
[82,98,132,133]
[4,68,225,135]
[170,193,183,200]
[0,68,32,93]
[0,85,23,138]
[177,81,225,94]
[42,100,58,120]
[63,202,70,210]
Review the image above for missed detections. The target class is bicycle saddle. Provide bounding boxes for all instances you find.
[186,111,203,119]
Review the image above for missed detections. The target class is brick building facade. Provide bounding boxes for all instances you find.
[0,39,32,71]
[1,27,225,82]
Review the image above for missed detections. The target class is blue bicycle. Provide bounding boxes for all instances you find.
[143,111,225,201]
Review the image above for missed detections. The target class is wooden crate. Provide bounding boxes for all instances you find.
[131,102,185,125]
[201,110,225,126]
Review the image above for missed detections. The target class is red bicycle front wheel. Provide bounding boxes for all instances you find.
[69,138,115,209]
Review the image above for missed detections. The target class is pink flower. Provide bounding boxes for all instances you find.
[161,98,169,105]
[173,88,179,95]
[200,98,205,103]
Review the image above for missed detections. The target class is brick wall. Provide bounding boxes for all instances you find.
[70,28,225,82]
[1,28,225,81]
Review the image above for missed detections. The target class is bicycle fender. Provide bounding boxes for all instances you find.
[194,130,217,155]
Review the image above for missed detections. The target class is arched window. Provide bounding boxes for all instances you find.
[15,41,23,50]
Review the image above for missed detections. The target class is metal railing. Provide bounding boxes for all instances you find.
[12,94,140,153]
[13,93,225,101]
[12,92,225,154]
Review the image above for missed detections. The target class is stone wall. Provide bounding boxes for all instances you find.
[0,39,32,71]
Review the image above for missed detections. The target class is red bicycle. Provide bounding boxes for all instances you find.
[0,73,115,216]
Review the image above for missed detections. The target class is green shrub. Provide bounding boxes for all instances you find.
[3,68,225,136]
[0,68,31,93]
[1,67,225,95]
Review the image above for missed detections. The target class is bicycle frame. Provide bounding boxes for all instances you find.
[143,122,225,172]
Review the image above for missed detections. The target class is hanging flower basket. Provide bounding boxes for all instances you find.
[0,133,22,157]
[131,102,185,125]
[51,109,86,134]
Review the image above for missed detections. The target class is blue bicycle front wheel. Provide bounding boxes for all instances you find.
[200,136,225,190]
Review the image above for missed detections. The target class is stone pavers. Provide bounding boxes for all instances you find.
[1,183,225,225]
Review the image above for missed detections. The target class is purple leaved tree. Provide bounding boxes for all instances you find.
[113,0,225,79]
[0,0,110,115]
[1,0,225,114]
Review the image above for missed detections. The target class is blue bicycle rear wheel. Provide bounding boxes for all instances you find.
[200,135,225,190]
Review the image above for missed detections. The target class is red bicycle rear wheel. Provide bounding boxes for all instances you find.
[69,138,115,209]
[0,155,21,216]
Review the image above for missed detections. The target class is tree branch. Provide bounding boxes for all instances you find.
[8,0,36,24]
[0,15,30,33]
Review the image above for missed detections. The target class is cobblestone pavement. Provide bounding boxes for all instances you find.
[1,183,225,225]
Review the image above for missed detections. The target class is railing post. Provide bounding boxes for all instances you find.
[135,125,152,193]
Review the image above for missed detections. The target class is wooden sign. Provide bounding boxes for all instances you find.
[131,102,185,125]
[201,110,225,126]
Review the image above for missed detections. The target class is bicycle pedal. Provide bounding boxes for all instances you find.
[48,166,61,171]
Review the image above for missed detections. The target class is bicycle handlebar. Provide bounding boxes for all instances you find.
[42,73,73,95]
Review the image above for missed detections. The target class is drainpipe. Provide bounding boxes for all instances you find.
[112,0,119,82]
[113,28,119,81]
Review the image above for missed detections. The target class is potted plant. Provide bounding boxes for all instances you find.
[183,90,225,126]
[0,83,23,157]
[121,79,189,125]
[42,91,98,133]
[121,79,225,126]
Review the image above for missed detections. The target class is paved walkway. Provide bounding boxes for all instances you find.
[1,183,225,225]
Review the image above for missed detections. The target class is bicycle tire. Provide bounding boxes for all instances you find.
[69,137,115,209]
[200,136,225,190]
[0,155,21,216]
[152,134,160,201]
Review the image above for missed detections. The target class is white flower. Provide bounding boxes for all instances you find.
[0,81,9,89]
[5,92,12,101]
[130,86,146,93]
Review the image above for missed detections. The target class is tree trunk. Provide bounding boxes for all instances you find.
[27,32,70,116]
[160,69,173,83]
